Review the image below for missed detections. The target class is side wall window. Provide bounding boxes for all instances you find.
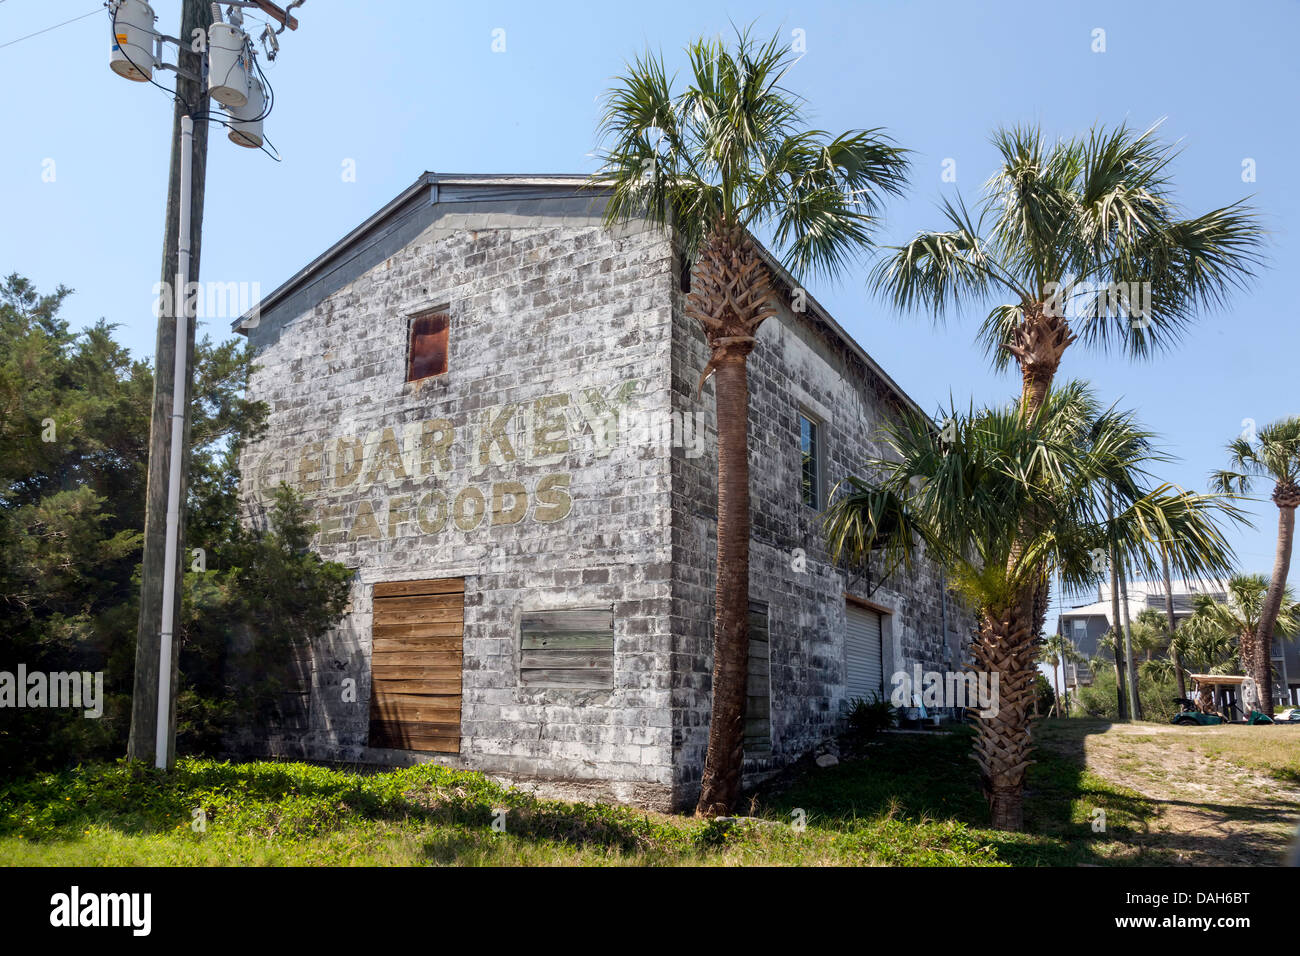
[799,413,822,510]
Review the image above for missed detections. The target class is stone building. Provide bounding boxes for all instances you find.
[234,172,967,810]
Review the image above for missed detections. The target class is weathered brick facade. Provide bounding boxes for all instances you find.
[235,173,966,810]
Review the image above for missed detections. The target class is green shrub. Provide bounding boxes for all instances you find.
[845,694,896,741]
[1073,667,1178,721]
[1034,673,1055,714]
[0,278,350,775]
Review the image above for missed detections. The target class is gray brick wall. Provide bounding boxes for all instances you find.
[236,183,966,812]
[240,201,680,809]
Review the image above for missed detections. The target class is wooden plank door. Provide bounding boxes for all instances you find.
[369,577,463,753]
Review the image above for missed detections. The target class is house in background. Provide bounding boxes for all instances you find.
[1056,578,1300,706]
[232,172,968,810]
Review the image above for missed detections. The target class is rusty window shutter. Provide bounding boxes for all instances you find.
[407,311,449,382]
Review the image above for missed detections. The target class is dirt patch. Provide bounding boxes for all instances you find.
[1038,721,1300,865]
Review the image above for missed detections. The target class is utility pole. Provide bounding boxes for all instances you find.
[1117,556,1142,720]
[1162,548,1186,700]
[127,0,213,769]
[125,0,301,769]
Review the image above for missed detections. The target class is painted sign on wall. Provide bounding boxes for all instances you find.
[246,381,640,545]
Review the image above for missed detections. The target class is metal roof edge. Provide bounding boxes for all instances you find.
[232,172,436,332]
[234,172,614,332]
[749,242,927,421]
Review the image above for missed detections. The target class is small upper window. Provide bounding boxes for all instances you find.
[800,414,821,510]
[407,311,449,382]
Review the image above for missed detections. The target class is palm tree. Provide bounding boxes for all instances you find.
[1212,418,1300,713]
[1116,556,1142,718]
[1038,633,1085,716]
[872,123,1263,669]
[1131,608,1169,661]
[824,382,1239,830]
[592,29,910,815]
[1139,654,1178,685]
[1185,574,1300,713]
[1094,632,1126,703]
[871,122,1263,419]
[1105,491,1129,719]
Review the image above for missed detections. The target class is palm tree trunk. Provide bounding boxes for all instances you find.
[1014,309,1067,659]
[684,223,776,816]
[1052,654,1062,719]
[696,354,752,815]
[1011,304,1076,420]
[1161,550,1185,699]
[1239,627,1256,699]
[971,597,1037,831]
[1255,497,1297,716]
[1107,489,1128,720]
[1117,557,1142,719]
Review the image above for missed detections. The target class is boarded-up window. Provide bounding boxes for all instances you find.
[369,577,463,752]
[406,311,449,382]
[745,602,771,755]
[520,608,614,689]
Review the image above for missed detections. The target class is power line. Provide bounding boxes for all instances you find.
[0,7,99,50]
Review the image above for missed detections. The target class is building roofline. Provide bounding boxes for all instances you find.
[748,241,925,419]
[234,171,926,419]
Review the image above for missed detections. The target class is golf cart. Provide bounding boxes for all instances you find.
[1170,697,1222,726]
[1171,674,1275,725]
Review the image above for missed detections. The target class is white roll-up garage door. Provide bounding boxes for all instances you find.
[845,604,884,702]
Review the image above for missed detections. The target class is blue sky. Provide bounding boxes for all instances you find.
[2,0,1296,618]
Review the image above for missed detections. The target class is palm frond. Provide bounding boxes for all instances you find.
[592,27,910,280]
[870,193,1025,320]
[824,381,1243,620]
[877,120,1263,374]
[1210,417,1300,493]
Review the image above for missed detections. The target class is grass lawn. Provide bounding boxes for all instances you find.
[3,720,1286,866]
[1037,718,1300,864]
[1170,723,1300,787]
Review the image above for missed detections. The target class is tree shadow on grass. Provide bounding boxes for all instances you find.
[1000,719,1296,865]
[755,721,1169,866]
